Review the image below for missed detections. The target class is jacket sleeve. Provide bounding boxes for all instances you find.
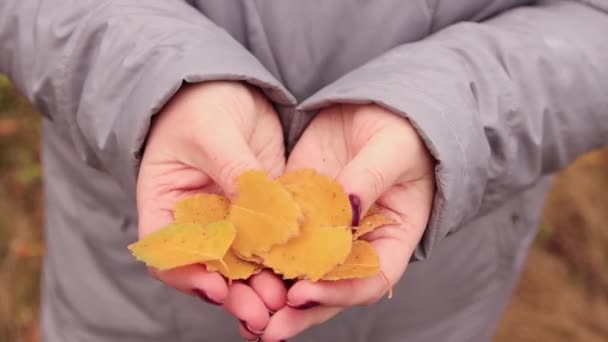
[0,0,295,195]
[298,0,608,259]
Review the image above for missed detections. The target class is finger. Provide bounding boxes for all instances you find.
[287,228,410,307]
[375,179,435,245]
[249,270,288,312]
[151,264,228,305]
[336,128,413,218]
[262,306,342,341]
[238,323,260,341]
[223,282,270,336]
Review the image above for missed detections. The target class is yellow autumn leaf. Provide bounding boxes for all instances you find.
[173,193,229,224]
[129,169,393,287]
[365,204,383,216]
[206,249,263,280]
[259,225,352,281]
[259,169,353,280]
[353,210,397,240]
[278,169,351,227]
[232,253,264,264]
[322,240,380,280]
[128,221,235,270]
[229,170,302,257]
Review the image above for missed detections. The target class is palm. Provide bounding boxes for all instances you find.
[137,104,285,237]
[287,104,434,235]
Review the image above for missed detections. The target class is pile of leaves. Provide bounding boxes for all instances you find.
[128,169,395,283]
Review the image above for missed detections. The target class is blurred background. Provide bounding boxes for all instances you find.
[0,74,606,342]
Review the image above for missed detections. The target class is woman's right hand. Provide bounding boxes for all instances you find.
[136,81,288,339]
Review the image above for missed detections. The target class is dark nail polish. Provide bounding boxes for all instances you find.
[240,320,263,336]
[289,301,320,310]
[193,289,221,306]
[349,194,361,226]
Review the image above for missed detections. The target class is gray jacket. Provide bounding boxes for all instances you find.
[1,1,607,341]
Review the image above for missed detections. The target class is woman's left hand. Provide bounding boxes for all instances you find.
[260,104,436,341]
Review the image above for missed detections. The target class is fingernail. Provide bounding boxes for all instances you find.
[349,194,361,226]
[192,289,221,306]
[240,320,264,336]
[288,301,320,310]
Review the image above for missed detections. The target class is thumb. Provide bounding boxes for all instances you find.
[337,129,411,221]
[187,119,263,197]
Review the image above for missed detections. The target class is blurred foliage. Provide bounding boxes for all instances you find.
[0,74,606,342]
[0,74,43,342]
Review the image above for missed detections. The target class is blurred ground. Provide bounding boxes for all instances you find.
[0,76,606,341]
[495,147,608,342]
